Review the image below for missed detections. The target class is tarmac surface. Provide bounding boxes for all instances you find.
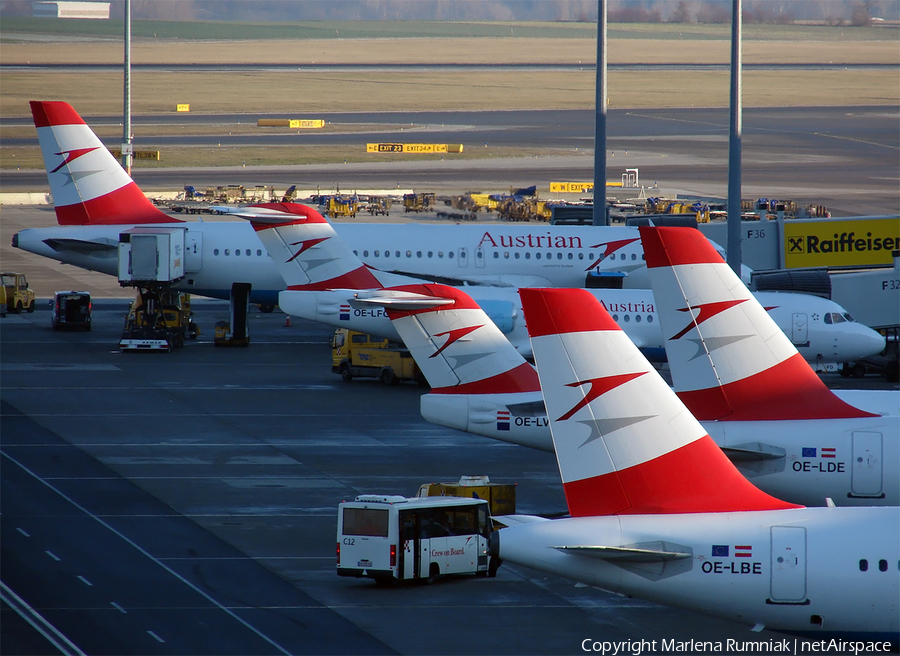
[6,300,882,656]
[1,104,898,655]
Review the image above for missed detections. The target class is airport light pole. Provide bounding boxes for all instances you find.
[122,0,133,175]
[727,0,743,275]
[592,0,608,226]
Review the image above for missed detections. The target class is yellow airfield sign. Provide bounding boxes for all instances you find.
[110,149,160,161]
[289,119,325,129]
[367,143,463,154]
[783,217,900,268]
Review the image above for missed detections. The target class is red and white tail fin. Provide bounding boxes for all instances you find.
[30,101,176,225]
[520,288,799,517]
[640,226,875,421]
[233,203,385,290]
[356,284,540,394]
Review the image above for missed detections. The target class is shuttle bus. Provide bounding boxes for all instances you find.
[337,495,494,583]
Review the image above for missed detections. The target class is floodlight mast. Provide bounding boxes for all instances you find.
[727,0,743,275]
[122,0,133,175]
[592,0,608,226]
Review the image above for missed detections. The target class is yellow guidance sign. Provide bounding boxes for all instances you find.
[366,143,464,154]
[550,182,594,193]
[784,217,900,268]
[110,150,160,161]
[290,119,325,129]
[257,119,324,128]
[176,104,190,112]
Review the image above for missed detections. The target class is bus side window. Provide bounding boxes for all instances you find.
[399,510,416,542]
[478,506,489,536]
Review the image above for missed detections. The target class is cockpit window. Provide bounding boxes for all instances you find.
[824,312,849,325]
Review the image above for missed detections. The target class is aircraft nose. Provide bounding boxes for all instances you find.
[846,325,887,361]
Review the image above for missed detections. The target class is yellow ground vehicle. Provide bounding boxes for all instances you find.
[120,289,198,351]
[417,475,516,516]
[323,196,359,218]
[332,329,423,385]
[0,272,36,316]
[403,192,435,213]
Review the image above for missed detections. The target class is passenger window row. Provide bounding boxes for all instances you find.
[610,313,654,324]
[351,250,645,262]
[213,248,266,257]
[858,559,895,572]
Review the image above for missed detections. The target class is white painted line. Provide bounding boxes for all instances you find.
[77,575,93,587]
[0,581,87,656]
[16,527,30,537]
[45,550,61,561]
[147,630,165,643]
[110,601,127,614]
[2,451,294,656]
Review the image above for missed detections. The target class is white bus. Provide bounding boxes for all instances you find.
[337,494,495,583]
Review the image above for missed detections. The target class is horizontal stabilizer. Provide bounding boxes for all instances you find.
[491,514,550,528]
[555,541,692,562]
[43,237,117,254]
[721,442,786,462]
[349,289,455,311]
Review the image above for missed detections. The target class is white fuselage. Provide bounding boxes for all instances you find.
[13,219,885,362]
[494,507,899,640]
[279,287,884,365]
[421,391,900,507]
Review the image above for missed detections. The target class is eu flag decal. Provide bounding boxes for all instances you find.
[802,447,816,458]
[711,545,729,557]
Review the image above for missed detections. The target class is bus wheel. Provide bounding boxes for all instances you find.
[425,563,439,585]
[488,557,501,578]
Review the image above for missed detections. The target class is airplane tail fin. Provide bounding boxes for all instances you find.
[639,226,875,421]
[233,203,383,290]
[356,284,540,394]
[520,287,800,517]
[30,101,177,225]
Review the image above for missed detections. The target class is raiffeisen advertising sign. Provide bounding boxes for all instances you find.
[784,217,900,268]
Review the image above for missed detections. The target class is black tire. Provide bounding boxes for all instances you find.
[340,363,353,382]
[839,363,852,378]
[488,557,501,578]
[425,563,439,585]
[380,368,397,386]
[26,300,35,313]
[258,304,275,314]
[14,301,23,314]
[850,363,867,379]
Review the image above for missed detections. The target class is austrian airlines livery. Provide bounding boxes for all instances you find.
[361,280,898,506]
[17,101,662,302]
[491,287,899,641]
[236,204,882,365]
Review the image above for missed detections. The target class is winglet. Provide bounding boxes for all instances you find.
[640,226,876,421]
[371,284,541,394]
[520,287,800,517]
[30,101,178,225]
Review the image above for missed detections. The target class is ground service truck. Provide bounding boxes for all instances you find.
[332,329,423,385]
